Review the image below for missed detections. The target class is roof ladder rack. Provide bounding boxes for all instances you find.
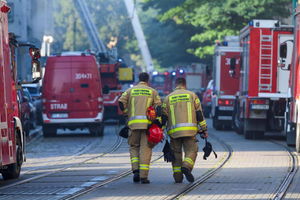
[258,29,273,92]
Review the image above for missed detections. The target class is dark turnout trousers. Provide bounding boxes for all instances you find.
[128,129,153,179]
[170,136,198,182]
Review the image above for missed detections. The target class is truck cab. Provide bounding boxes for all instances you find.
[0,0,41,179]
[211,36,242,130]
[233,20,293,139]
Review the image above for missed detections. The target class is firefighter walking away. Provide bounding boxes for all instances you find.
[162,77,208,183]
[118,72,162,184]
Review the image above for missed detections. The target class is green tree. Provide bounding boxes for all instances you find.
[53,0,142,67]
[158,0,291,58]
[53,0,89,52]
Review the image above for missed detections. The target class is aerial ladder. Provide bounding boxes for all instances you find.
[74,0,116,61]
[124,0,154,72]
[74,0,134,120]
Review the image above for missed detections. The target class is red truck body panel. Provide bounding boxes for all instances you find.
[43,55,104,124]
[0,0,18,167]
[241,24,293,98]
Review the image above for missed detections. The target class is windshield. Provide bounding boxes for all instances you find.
[24,87,39,95]
[151,75,166,85]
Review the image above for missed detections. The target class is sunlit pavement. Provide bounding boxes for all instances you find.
[74,119,300,200]
[2,120,300,200]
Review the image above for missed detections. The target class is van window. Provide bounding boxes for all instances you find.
[81,83,89,88]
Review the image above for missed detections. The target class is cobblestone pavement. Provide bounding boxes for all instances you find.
[76,119,296,200]
[0,124,119,188]
[76,125,228,200]
[1,120,299,200]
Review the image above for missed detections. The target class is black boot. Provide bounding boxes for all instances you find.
[181,167,194,183]
[140,178,150,184]
[133,170,140,183]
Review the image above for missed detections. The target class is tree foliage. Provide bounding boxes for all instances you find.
[143,0,291,59]
[53,0,141,67]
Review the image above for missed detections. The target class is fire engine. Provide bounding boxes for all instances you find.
[0,1,41,179]
[279,1,300,152]
[211,36,242,130]
[74,0,134,121]
[150,71,172,96]
[232,19,293,139]
[100,61,133,120]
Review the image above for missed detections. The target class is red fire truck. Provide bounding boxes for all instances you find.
[232,20,293,139]
[0,1,41,179]
[100,62,133,120]
[150,71,172,97]
[279,2,300,152]
[211,36,242,130]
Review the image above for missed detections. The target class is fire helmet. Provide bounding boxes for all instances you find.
[146,106,157,121]
[147,124,164,144]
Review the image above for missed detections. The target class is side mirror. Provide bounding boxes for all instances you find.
[102,85,110,94]
[229,58,236,77]
[31,60,42,83]
[279,43,287,58]
[278,42,292,70]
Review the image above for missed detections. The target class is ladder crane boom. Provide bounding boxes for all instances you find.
[74,0,107,54]
[124,0,153,72]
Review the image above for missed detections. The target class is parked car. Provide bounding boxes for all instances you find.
[22,88,37,129]
[202,80,213,118]
[22,83,42,125]
[17,88,32,137]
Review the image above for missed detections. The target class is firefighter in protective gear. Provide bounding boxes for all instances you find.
[162,77,208,183]
[118,72,162,184]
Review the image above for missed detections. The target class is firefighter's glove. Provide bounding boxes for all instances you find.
[202,138,217,160]
[199,130,208,139]
[162,140,175,162]
[119,126,129,138]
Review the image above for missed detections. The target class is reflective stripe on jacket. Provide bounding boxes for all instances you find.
[118,82,161,130]
[163,86,202,138]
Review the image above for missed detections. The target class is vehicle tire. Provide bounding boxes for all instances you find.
[243,120,253,139]
[296,123,300,153]
[1,131,22,180]
[213,116,222,130]
[286,122,296,146]
[43,125,57,137]
[89,124,104,137]
[253,131,264,140]
[244,130,253,140]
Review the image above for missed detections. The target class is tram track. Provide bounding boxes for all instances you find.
[165,134,233,200]
[62,133,232,200]
[0,125,123,193]
[270,141,299,200]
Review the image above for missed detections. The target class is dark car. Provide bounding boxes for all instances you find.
[202,80,213,118]
[17,88,32,137]
[22,88,37,129]
[22,83,42,125]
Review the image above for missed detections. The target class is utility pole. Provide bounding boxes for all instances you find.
[124,0,153,72]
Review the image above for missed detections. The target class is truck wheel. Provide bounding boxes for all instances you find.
[296,123,300,153]
[89,124,104,137]
[244,120,253,139]
[43,125,57,137]
[286,122,296,146]
[253,131,264,140]
[213,117,222,130]
[1,131,22,180]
